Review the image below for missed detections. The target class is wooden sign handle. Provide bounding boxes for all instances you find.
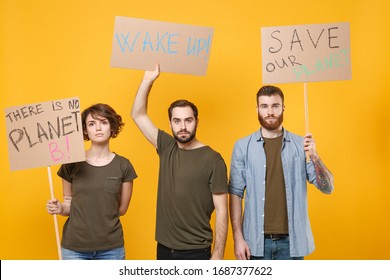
[47,166,62,260]
[304,83,310,163]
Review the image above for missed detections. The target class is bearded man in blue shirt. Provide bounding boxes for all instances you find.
[229,85,334,260]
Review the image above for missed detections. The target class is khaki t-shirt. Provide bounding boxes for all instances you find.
[156,130,228,250]
[58,154,137,251]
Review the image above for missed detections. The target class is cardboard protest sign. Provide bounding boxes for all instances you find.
[110,16,214,75]
[261,22,351,83]
[5,97,85,171]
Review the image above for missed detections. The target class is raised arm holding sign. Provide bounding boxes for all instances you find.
[131,64,229,260]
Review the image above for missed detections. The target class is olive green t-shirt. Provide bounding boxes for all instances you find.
[58,154,137,252]
[263,135,288,234]
[156,130,228,250]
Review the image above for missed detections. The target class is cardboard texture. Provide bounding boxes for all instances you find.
[261,22,351,83]
[110,16,214,75]
[5,97,85,170]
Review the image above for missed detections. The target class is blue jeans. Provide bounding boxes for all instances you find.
[157,243,211,260]
[61,246,125,260]
[250,236,304,260]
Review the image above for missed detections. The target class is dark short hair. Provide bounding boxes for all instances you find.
[81,103,124,140]
[168,99,198,120]
[256,85,284,105]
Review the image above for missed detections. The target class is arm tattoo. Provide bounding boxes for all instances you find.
[313,158,334,193]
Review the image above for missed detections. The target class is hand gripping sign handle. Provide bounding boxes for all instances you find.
[47,166,62,260]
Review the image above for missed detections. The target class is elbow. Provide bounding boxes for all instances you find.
[327,183,335,194]
[130,109,137,121]
[119,207,128,216]
[315,174,334,195]
[228,185,245,199]
[322,181,335,195]
[130,110,144,126]
[326,176,335,194]
[323,187,334,195]
[130,106,142,121]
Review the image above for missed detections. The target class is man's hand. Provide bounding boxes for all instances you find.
[234,237,251,260]
[304,133,317,158]
[143,64,160,84]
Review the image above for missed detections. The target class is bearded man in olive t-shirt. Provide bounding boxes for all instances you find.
[131,64,228,260]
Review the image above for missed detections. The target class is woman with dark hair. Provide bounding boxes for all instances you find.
[46,103,137,260]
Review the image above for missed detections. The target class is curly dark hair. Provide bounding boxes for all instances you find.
[81,103,124,141]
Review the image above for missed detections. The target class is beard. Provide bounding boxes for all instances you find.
[258,112,283,131]
[172,127,197,144]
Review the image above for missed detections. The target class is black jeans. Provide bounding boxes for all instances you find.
[157,243,211,260]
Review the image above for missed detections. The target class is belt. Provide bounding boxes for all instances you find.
[264,234,289,240]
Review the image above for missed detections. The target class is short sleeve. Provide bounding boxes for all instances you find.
[57,163,73,183]
[210,156,228,194]
[122,158,138,182]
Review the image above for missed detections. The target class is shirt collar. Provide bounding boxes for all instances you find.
[256,127,289,142]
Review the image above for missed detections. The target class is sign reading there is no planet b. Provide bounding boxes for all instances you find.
[261,22,351,84]
[110,16,214,75]
[5,97,85,171]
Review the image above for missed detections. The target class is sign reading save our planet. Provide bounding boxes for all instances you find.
[261,22,351,83]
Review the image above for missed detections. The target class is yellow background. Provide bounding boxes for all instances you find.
[1,0,389,260]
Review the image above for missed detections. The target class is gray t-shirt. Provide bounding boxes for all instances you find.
[156,130,228,250]
[58,153,137,252]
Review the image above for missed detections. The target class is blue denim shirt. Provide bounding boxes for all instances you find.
[229,128,328,257]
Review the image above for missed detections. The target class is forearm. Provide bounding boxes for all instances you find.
[211,210,228,260]
[59,196,72,216]
[311,154,334,194]
[131,80,154,120]
[229,194,251,259]
[229,194,244,241]
[130,78,159,147]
